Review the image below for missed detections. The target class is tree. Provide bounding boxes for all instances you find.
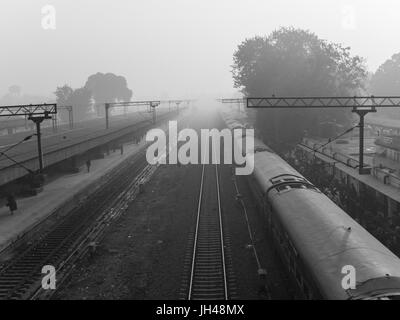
[0,86,50,106]
[370,53,400,118]
[84,72,133,114]
[54,85,73,106]
[0,85,22,105]
[69,87,92,119]
[8,85,21,97]
[54,85,92,121]
[232,27,367,150]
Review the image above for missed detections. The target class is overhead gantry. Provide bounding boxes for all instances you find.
[0,103,57,173]
[246,96,400,174]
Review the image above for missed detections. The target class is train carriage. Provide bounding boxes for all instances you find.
[221,109,400,300]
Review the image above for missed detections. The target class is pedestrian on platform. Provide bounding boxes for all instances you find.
[6,194,17,215]
[86,159,91,173]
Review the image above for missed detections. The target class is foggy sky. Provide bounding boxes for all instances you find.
[1,0,399,100]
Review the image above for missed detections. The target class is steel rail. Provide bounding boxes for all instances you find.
[188,163,205,300]
[215,163,228,299]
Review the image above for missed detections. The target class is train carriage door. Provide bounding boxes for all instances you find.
[264,194,273,229]
[387,197,397,219]
[375,191,388,218]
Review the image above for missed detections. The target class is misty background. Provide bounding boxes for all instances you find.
[1,0,399,102]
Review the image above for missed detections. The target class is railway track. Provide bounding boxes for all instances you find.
[0,149,155,300]
[182,163,235,300]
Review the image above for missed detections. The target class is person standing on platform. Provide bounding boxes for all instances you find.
[6,194,17,215]
[86,159,92,173]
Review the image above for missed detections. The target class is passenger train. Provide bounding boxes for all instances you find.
[220,109,400,300]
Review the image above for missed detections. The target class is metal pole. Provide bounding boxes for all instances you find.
[69,107,73,129]
[52,118,55,132]
[358,113,364,175]
[105,103,109,129]
[353,108,375,175]
[35,119,44,172]
[52,117,56,133]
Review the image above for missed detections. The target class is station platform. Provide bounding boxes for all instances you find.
[0,138,149,253]
[299,142,400,202]
[0,107,175,186]
[298,138,400,220]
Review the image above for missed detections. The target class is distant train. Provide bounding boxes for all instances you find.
[220,109,400,300]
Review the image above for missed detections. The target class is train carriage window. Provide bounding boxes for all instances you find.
[288,255,294,272]
[295,267,303,287]
[303,282,311,299]
[272,227,279,242]
[279,231,284,245]
[287,239,298,257]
